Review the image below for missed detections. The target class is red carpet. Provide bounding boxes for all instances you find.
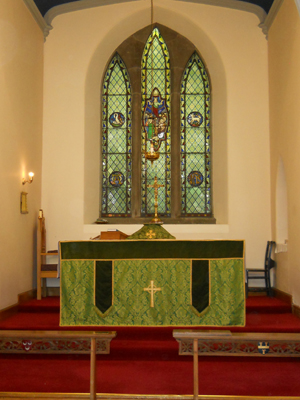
[0,296,300,396]
[246,295,293,313]
[1,354,300,396]
[1,296,300,335]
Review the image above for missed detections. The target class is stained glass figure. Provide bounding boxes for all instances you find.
[143,87,169,151]
[109,112,125,128]
[101,53,132,217]
[181,52,211,216]
[141,28,171,217]
[187,112,203,127]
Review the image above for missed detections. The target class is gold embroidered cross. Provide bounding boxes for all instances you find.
[146,229,156,239]
[143,280,161,308]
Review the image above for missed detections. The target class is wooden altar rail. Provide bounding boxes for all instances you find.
[173,330,300,400]
[0,330,116,400]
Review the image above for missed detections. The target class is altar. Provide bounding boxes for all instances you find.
[60,239,245,327]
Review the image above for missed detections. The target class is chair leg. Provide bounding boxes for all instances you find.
[266,271,272,297]
[37,278,42,300]
[42,278,47,298]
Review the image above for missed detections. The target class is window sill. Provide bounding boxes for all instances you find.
[84,222,229,239]
[95,217,216,225]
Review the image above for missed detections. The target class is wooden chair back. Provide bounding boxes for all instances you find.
[37,211,58,300]
[265,241,276,271]
[246,240,276,297]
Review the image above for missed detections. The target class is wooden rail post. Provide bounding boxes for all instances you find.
[90,337,97,400]
[0,330,117,399]
[174,330,300,399]
[173,330,232,399]
[193,338,199,400]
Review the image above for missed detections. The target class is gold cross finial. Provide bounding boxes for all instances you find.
[143,280,162,308]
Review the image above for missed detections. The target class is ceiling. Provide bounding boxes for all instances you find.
[33,0,275,17]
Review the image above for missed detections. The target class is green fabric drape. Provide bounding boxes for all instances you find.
[60,240,244,260]
[95,261,113,314]
[192,260,209,314]
[126,224,176,240]
[60,257,245,327]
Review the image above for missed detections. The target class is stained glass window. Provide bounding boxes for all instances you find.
[180,52,211,216]
[141,28,171,217]
[101,53,132,216]
[100,27,213,222]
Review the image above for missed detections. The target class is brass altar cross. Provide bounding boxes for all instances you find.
[143,280,162,308]
[147,176,164,224]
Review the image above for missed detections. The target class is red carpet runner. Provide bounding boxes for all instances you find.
[0,296,300,396]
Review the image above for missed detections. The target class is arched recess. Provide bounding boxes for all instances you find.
[83,6,228,224]
[276,157,288,245]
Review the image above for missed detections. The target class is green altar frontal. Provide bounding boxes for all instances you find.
[60,240,245,327]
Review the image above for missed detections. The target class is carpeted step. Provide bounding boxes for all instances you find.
[2,295,300,397]
[246,296,292,314]
[1,353,300,396]
[18,297,60,313]
[109,339,180,361]
[1,311,300,334]
[17,295,292,314]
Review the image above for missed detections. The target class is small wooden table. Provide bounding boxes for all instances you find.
[100,230,128,240]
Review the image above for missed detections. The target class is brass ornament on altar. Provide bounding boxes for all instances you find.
[147,176,164,224]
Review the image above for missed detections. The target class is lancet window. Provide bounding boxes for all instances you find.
[180,52,211,216]
[141,28,171,217]
[101,54,132,217]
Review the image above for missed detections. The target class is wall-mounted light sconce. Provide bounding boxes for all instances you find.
[22,172,34,185]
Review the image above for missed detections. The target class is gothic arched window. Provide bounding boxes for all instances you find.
[141,28,171,217]
[100,26,213,223]
[101,53,132,217]
[180,52,211,216]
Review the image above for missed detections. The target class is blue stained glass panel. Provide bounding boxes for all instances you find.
[101,53,132,217]
[181,52,211,216]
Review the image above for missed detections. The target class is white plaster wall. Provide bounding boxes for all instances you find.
[42,0,271,276]
[269,0,300,304]
[0,0,44,309]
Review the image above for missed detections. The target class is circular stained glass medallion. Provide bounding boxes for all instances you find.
[187,171,203,187]
[109,112,125,128]
[109,171,125,187]
[187,112,203,127]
